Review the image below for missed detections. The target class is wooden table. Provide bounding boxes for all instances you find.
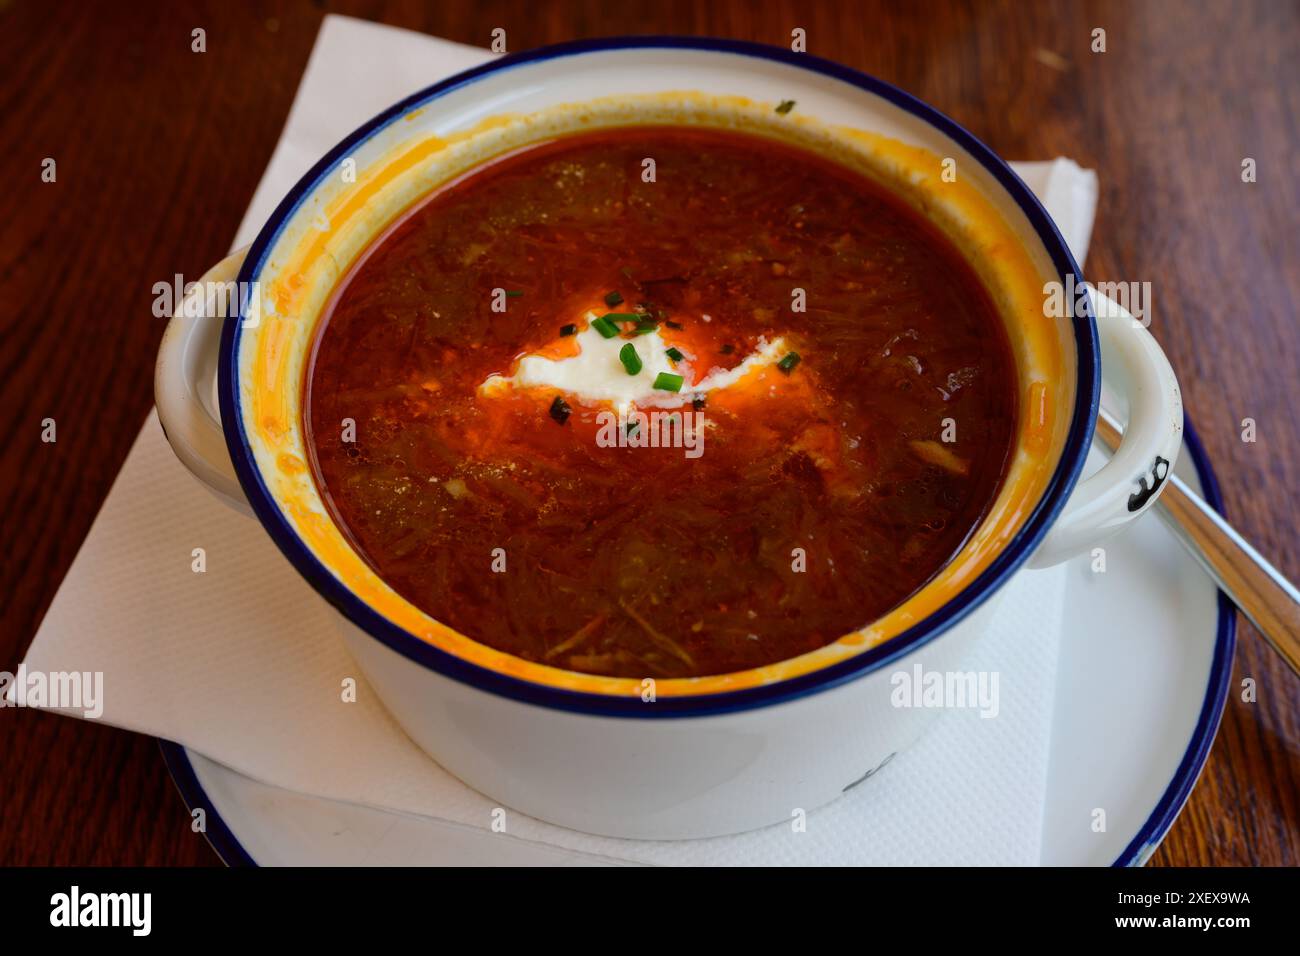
[1,0,1295,866]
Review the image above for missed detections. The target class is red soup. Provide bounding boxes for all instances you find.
[305,126,1017,679]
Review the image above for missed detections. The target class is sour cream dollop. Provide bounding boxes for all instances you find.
[479,311,789,410]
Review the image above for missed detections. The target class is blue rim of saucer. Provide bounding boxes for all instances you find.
[158,411,1235,867]
[217,36,1101,718]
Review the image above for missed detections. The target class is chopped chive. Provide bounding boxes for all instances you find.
[665,347,684,362]
[591,315,620,338]
[559,323,577,337]
[604,290,624,306]
[653,372,684,393]
[549,395,571,424]
[777,351,801,374]
[692,393,707,410]
[602,312,641,322]
[625,420,640,437]
[665,319,683,330]
[505,289,524,298]
[619,343,643,375]
[775,99,796,115]
[633,316,658,335]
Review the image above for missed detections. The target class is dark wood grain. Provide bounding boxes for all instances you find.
[0,0,1295,866]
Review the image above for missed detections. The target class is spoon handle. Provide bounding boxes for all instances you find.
[1095,409,1300,677]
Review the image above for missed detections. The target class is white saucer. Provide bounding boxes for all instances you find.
[160,417,1234,866]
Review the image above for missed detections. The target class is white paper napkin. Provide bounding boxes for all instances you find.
[20,14,1097,865]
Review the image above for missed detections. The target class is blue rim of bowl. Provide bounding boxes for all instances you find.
[218,35,1099,717]
[158,412,1235,866]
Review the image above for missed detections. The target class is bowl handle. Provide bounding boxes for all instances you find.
[154,248,253,515]
[1028,288,1184,568]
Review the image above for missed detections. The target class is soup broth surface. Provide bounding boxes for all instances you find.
[306,126,1017,678]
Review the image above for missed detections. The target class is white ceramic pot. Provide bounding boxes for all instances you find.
[155,38,1182,840]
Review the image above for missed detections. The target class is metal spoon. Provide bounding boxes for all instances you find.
[1095,407,1300,676]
